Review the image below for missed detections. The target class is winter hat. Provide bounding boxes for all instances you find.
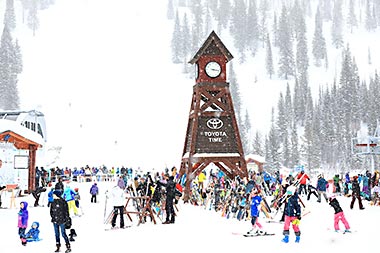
[286,185,296,195]
[53,190,62,197]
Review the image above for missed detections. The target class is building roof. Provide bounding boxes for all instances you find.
[188,30,233,64]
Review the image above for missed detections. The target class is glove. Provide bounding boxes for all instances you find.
[297,215,301,220]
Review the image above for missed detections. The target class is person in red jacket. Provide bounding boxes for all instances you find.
[296,170,310,196]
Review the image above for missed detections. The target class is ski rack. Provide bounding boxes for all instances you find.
[123,196,157,226]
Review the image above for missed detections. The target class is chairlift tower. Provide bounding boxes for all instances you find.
[351,121,380,174]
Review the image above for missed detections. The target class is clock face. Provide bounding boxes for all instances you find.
[205,61,221,78]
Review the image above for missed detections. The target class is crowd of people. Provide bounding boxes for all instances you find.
[4,159,380,247]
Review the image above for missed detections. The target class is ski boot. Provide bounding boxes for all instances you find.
[247,228,257,235]
[295,236,300,243]
[282,235,289,243]
[65,243,71,253]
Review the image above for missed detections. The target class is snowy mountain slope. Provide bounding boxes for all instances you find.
[1,0,380,169]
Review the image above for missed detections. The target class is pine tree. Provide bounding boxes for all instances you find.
[312,6,327,67]
[266,108,282,171]
[289,121,300,168]
[171,11,182,64]
[0,25,21,110]
[265,33,274,78]
[229,63,243,126]
[253,131,264,156]
[189,0,204,39]
[258,0,269,47]
[331,0,344,49]
[246,0,259,56]
[278,4,295,80]
[167,0,174,20]
[241,110,253,155]
[229,0,247,62]
[295,13,309,82]
[4,0,16,31]
[347,0,357,33]
[365,0,376,31]
[27,0,40,36]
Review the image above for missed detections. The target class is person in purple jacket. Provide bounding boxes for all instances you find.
[90,182,99,203]
[17,201,29,246]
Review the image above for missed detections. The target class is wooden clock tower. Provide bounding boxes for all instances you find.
[179,31,248,202]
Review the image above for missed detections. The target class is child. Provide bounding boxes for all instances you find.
[281,186,301,243]
[25,221,41,242]
[74,187,84,216]
[18,201,29,246]
[47,187,54,207]
[247,189,265,235]
[328,195,351,233]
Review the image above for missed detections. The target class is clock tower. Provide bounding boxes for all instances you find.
[179,31,248,202]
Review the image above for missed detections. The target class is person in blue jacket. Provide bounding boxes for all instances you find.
[47,188,54,207]
[247,189,265,235]
[316,174,328,203]
[25,221,41,242]
[63,185,78,216]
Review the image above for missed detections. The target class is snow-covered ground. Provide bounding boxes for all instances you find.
[1,180,379,252]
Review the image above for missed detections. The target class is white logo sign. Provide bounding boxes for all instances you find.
[206,118,223,130]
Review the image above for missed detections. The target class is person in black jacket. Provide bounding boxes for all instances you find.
[328,195,351,232]
[163,176,176,224]
[350,176,365,210]
[50,190,71,252]
[306,184,318,201]
[281,186,301,243]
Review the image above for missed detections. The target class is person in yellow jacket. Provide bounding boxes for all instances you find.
[198,171,207,193]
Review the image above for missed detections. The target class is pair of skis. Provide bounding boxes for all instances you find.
[232,231,275,237]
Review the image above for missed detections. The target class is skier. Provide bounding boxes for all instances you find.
[281,186,302,243]
[328,195,351,233]
[247,189,265,235]
[108,183,126,229]
[161,176,176,224]
[296,170,310,195]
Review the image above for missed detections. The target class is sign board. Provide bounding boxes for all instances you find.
[194,116,238,153]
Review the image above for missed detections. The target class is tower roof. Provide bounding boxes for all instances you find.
[189,31,233,64]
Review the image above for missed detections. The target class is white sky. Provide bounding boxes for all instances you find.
[0,180,379,252]
[3,0,380,171]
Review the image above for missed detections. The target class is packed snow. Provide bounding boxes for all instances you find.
[0,175,379,252]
